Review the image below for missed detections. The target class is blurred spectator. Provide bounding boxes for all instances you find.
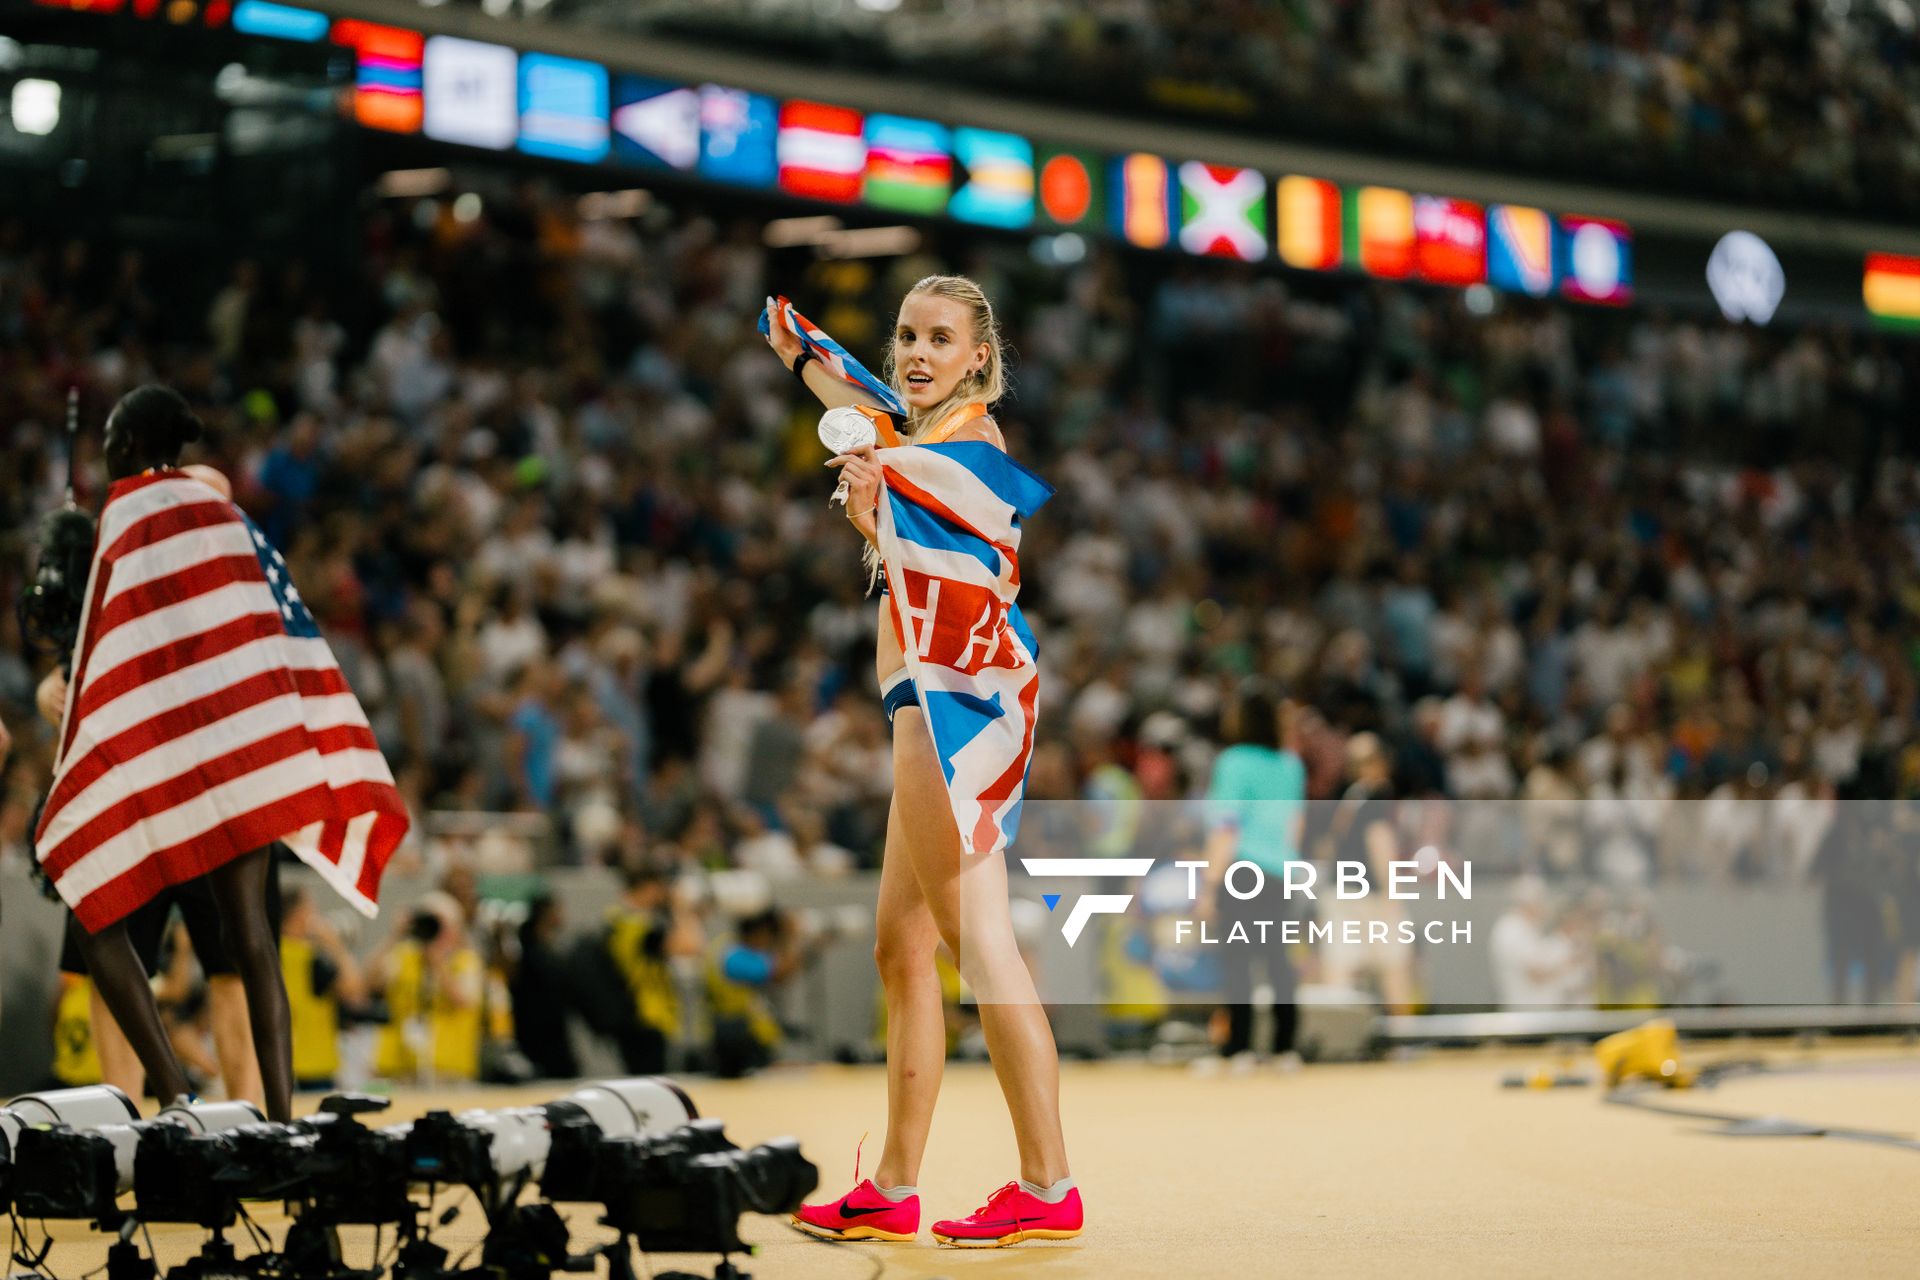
[2,175,1917,905]
[49,974,102,1088]
[509,895,580,1081]
[601,866,704,1072]
[372,891,483,1084]
[279,886,369,1092]
[1490,877,1582,1007]
[504,660,564,814]
[1593,890,1668,1009]
[384,601,452,786]
[1812,800,1904,1005]
[1200,681,1306,1064]
[1318,733,1415,1011]
[705,906,807,1078]
[1584,753,1668,887]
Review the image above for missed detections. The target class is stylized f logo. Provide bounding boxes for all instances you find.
[1020,858,1154,946]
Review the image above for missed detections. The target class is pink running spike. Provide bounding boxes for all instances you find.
[932,1180,1084,1248]
[790,1132,918,1244]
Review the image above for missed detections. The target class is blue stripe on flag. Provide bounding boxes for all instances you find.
[890,494,1000,577]
[923,688,1003,784]
[359,66,423,91]
[1001,795,1025,847]
[919,442,1055,519]
[1008,601,1039,660]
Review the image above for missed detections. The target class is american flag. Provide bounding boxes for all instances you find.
[757,295,907,419]
[876,441,1054,856]
[36,471,407,932]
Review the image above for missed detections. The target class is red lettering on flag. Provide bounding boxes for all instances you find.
[897,570,1024,675]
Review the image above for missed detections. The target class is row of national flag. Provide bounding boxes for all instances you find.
[750,102,1631,298]
[76,0,1920,319]
[751,99,1635,299]
[1274,177,1631,302]
[41,0,1635,300]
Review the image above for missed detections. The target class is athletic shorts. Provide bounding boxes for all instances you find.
[59,856,284,978]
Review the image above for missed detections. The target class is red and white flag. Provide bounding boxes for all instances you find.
[36,471,408,931]
[777,100,865,203]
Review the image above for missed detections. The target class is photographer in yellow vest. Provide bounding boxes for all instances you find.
[373,891,483,1084]
[50,974,103,1087]
[603,866,703,1072]
[707,907,814,1079]
[279,886,368,1090]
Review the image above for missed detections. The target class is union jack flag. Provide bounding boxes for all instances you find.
[877,442,1054,856]
[36,471,407,932]
[758,294,907,419]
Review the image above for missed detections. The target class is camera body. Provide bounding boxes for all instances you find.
[11,1124,120,1223]
[9,1095,263,1225]
[131,1095,412,1231]
[408,910,444,945]
[0,1079,813,1280]
[297,1107,415,1226]
[134,1123,310,1228]
[18,506,98,658]
[403,1109,496,1190]
[542,1118,816,1255]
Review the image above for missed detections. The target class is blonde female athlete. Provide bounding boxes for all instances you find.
[770,277,1082,1248]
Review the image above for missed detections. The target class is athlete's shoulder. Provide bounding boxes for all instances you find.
[950,413,1007,450]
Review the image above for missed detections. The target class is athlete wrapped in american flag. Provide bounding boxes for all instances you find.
[36,385,406,1119]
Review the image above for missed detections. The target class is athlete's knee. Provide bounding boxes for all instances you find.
[873,923,937,984]
[220,913,279,978]
[939,909,974,954]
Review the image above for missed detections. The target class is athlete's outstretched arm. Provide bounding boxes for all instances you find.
[762,298,891,413]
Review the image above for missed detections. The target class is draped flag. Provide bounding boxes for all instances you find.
[759,295,907,419]
[875,442,1054,856]
[36,471,408,932]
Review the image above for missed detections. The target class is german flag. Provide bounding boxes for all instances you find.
[1864,253,1920,331]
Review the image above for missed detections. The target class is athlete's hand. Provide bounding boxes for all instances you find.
[37,669,67,727]
[764,297,803,368]
[181,464,232,499]
[827,443,881,515]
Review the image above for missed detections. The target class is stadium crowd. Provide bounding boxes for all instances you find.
[2,182,1919,878]
[3,168,1920,1068]
[611,0,1920,217]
